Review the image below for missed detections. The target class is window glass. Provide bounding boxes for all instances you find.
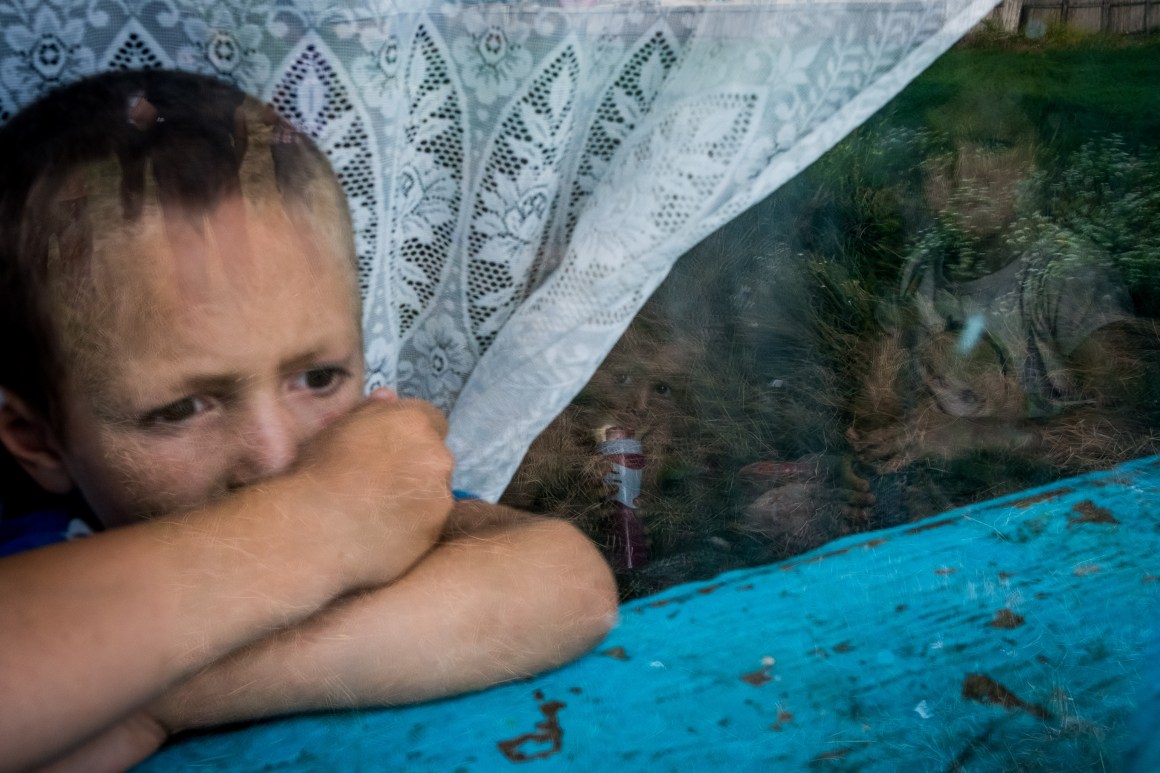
[503,26,1160,600]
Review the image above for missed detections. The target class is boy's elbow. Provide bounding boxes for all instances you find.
[539,518,620,648]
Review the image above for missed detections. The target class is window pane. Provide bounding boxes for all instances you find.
[505,29,1160,600]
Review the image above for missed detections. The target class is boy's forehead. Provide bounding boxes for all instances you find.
[55,194,359,374]
[93,193,353,295]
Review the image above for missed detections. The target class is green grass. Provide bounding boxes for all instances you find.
[886,35,1160,152]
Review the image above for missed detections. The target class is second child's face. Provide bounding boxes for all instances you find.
[52,197,365,528]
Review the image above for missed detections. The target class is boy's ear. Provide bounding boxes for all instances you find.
[0,389,75,495]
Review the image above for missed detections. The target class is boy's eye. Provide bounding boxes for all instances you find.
[142,397,207,426]
[295,367,347,393]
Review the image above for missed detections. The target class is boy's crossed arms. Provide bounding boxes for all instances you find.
[1,395,617,772]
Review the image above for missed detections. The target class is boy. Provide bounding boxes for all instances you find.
[0,71,617,771]
[845,96,1160,519]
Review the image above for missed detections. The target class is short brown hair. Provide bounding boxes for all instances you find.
[0,70,354,425]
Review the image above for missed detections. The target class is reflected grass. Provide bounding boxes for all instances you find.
[896,34,1160,155]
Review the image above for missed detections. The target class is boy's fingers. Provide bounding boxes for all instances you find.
[393,398,450,439]
[838,455,871,492]
[354,393,448,439]
[842,505,872,524]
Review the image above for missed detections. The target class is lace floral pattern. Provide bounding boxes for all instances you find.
[2,0,96,103]
[179,6,271,88]
[450,8,532,106]
[0,0,1000,500]
[403,312,475,410]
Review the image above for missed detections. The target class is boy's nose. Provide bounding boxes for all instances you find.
[635,386,652,413]
[229,400,303,487]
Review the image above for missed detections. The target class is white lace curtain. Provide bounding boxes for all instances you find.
[0,0,998,500]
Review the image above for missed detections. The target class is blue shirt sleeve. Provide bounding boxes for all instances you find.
[0,510,93,559]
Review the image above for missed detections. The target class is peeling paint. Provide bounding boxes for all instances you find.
[601,646,629,661]
[497,694,566,763]
[1068,500,1120,527]
[905,517,959,535]
[1006,487,1073,509]
[962,673,1051,719]
[988,609,1025,629]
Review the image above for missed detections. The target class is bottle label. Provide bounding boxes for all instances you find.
[598,432,647,569]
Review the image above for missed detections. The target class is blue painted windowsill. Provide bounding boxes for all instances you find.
[141,456,1160,771]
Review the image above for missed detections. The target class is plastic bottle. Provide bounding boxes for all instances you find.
[597,426,648,570]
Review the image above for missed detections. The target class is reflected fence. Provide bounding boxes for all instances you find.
[991,0,1160,33]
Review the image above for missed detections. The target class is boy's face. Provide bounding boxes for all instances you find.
[924,139,1034,239]
[50,196,364,528]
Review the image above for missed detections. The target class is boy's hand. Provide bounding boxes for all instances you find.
[290,390,455,590]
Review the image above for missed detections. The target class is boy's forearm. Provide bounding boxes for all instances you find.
[0,475,438,772]
[155,507,618,733]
